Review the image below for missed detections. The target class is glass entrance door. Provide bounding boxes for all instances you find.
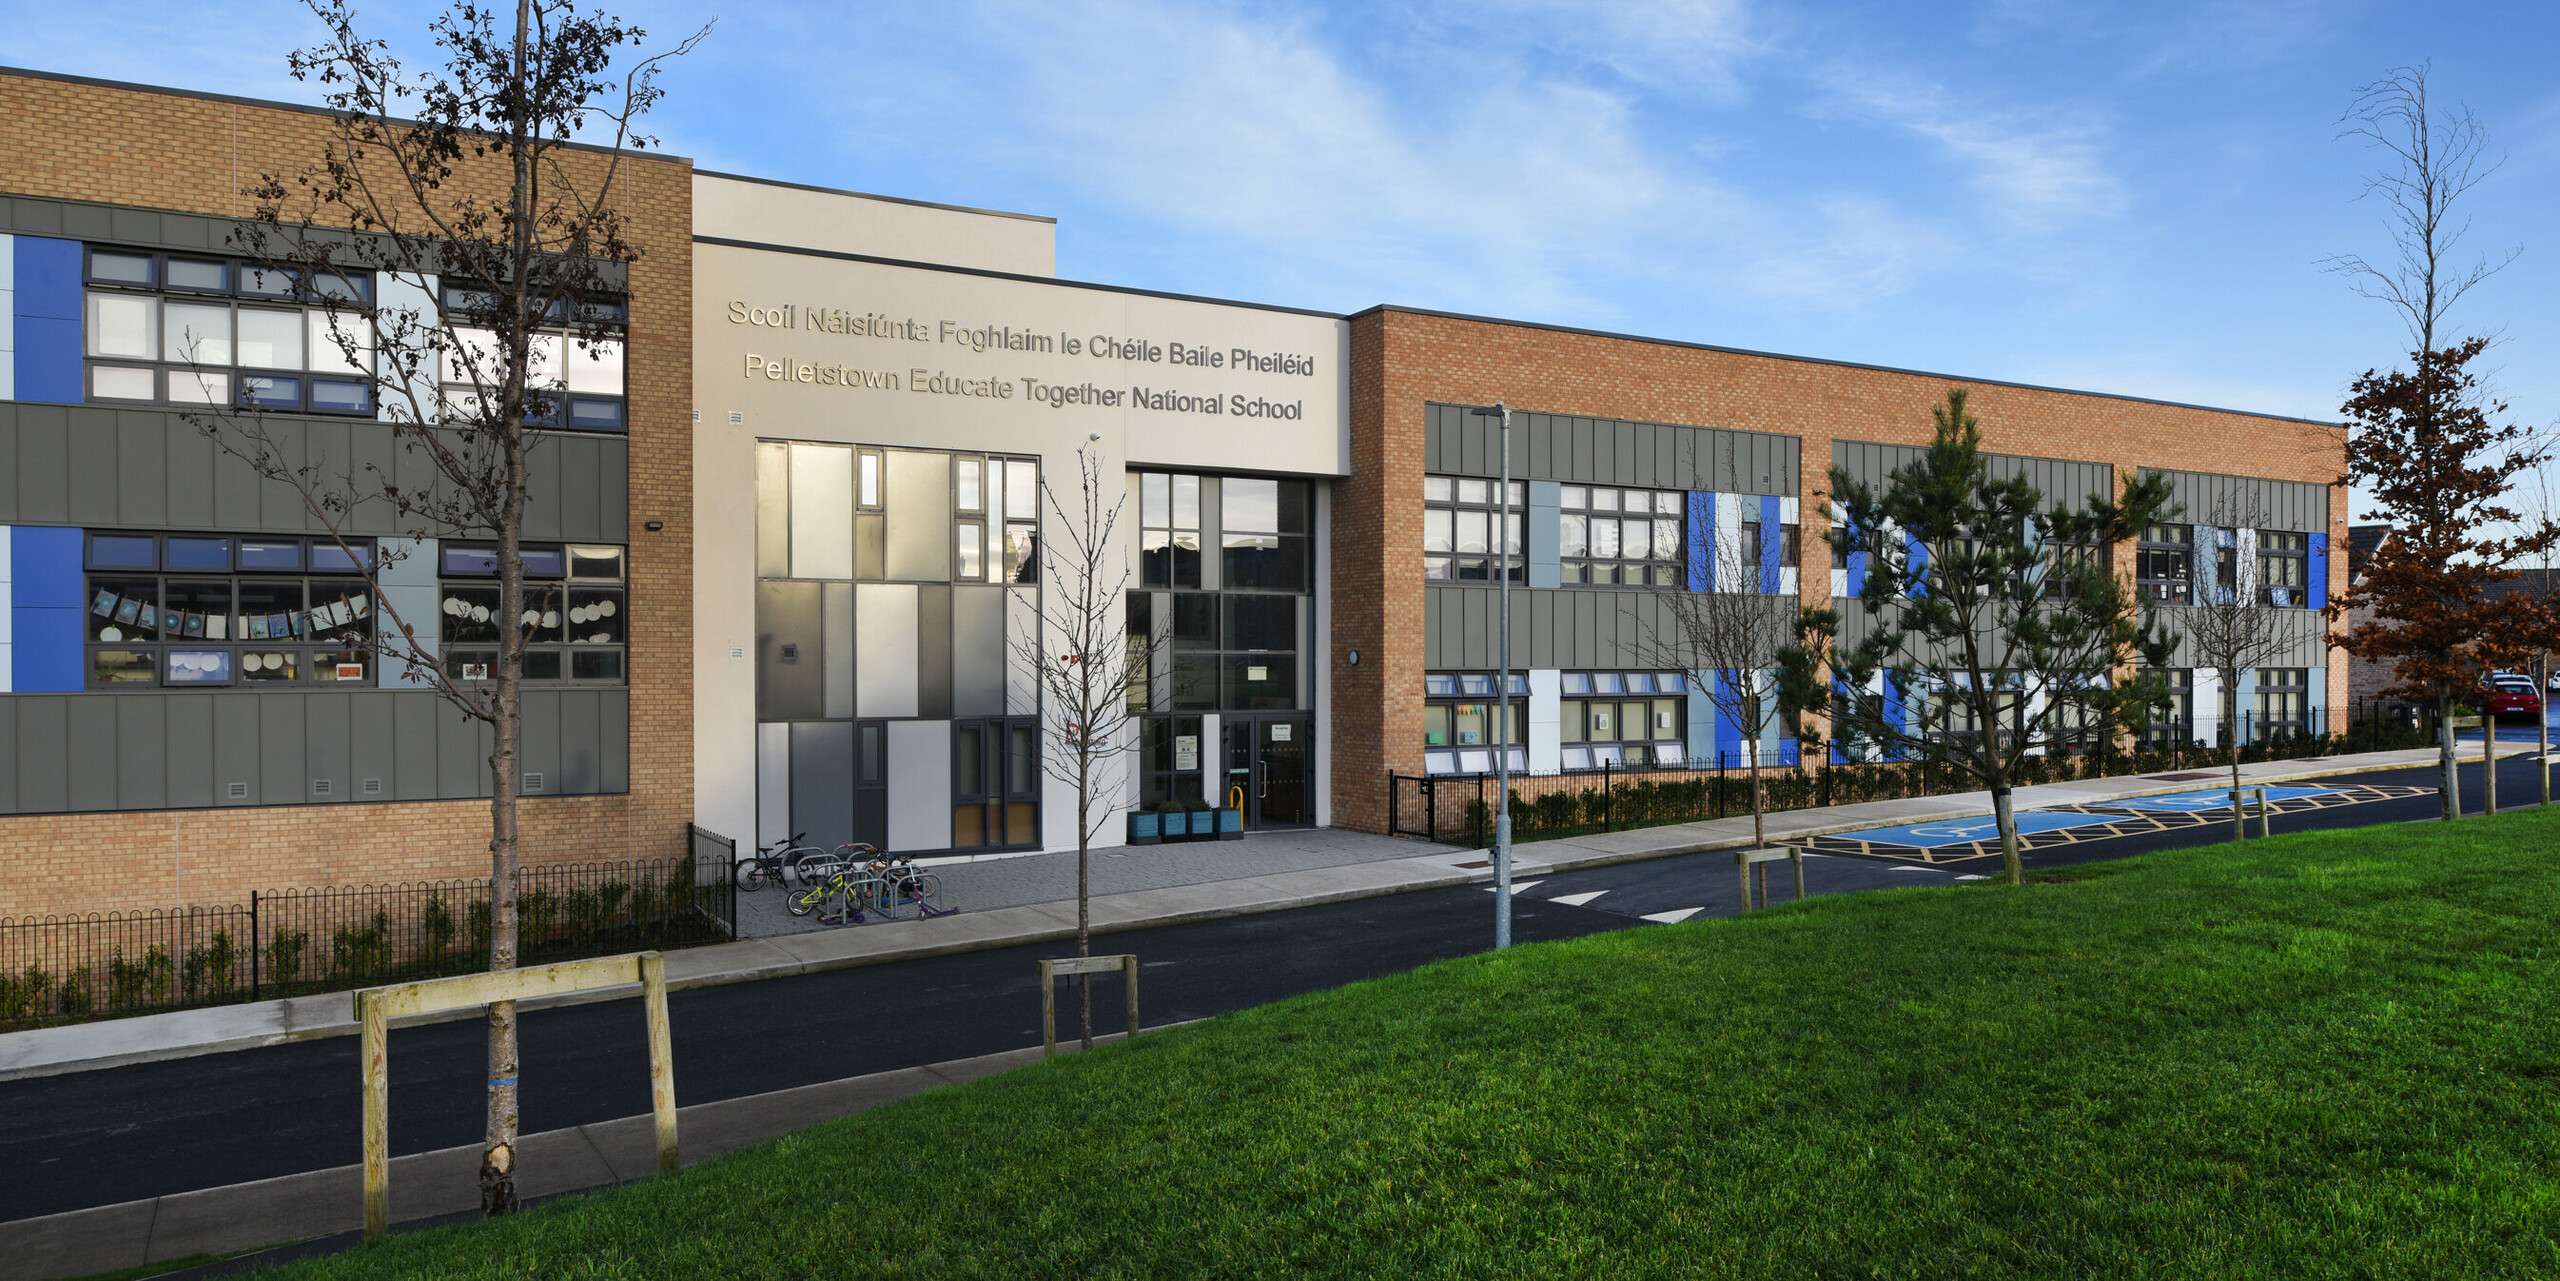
[1221,715,1313,829]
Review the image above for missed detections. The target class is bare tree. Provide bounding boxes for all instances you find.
[187,0,704,1217]
[1012,442,1148,1051]
[2182,497,2301,841]
[1640,507,1797,858]
[2325,62,2554,823]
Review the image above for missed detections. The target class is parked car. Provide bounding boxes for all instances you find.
[2483,674,2544,722]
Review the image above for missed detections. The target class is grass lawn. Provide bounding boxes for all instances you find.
[275,809,2560,1278]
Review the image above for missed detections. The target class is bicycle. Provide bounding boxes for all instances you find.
[786,861,880,923]
[736,832,819,892]
[860,848,954,919]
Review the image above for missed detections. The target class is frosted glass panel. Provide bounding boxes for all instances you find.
[789,443,854,579]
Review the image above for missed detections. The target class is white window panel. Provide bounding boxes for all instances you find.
[238,308,303,370]
[788,443,854,580]
[92,365,155,400]
[167,369,230,405]
[442,325,499,385]
[307,309,373,375]
[528,332,565,389]
[88,293,157,359]
[163,302,232,365]
[565,335,623,394]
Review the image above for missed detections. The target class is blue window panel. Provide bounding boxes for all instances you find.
[1686,687,1716,765]
[14,521,85,692]
[13,236,81,405]
[1759,495,1782,594]
[1776,738,1800,768]
[13,607,79,691]
[2308,533,2328,610]
[1526,480,1560,590]
[1846,544,1867,598]
[1905,531,1929,598]
[1686,492,1713,592]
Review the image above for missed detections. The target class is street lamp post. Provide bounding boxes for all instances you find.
[1471,402,1515,949]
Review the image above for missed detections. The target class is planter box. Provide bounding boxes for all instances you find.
[1188,811,1217,838]
[1126,812,1161,846]
[1215,808,1245,840]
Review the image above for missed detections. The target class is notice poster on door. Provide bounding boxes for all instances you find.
[1271,724,1292,742]
[1175,735,1198,770]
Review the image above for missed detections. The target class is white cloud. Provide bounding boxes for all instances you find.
[1817,72,2127,232]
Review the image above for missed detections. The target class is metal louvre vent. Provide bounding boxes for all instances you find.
[312,779,333,796]
[363,778,384,796]
[227,782,249,800]
[524,772,545,793]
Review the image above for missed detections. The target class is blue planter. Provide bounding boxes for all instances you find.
[1188,811,1217,838]
[1126,812,1161,846]
[1216,808,1244,840]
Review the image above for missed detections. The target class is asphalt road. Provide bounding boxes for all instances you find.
[2,751,2548,1223]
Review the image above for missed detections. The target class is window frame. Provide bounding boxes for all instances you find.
[438,540,629,686]
[2136,523,2193,606]
[1423,474,1525,583]
[1557,485,1685,587]
[82,244,380,418]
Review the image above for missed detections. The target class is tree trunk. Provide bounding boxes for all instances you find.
[2483,701,2497,816]
[2438,689,2459,821]
[1076,746,1092,1052]
[2228,709,2245,844]
[2542,655,2552,806]
[1746,735,1764,850]
[1993,784,2022,886]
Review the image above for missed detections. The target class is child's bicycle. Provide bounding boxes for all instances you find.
[860,848,955,920]
[785,854,880,923]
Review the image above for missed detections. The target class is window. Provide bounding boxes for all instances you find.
[2257,531,2309,607]
[1139,472,1202,588]
[1422,671,1528,775]
[82,532,378,688]
[1223,477,1312,591]
[2143,669,2194,747]
[83,245,377,416]
[1423,475,1524,582]
[1556,671,1688,770]
[439,542,627,684]
[438,284,627,433]
[953,717,1040,850]
[1144,591,1302,713]
[2137,523,2192,605]
[950,455,1014,584]
[1141,715,1208,807]
[2256,668,2308,738]
[1559,486,1684,586]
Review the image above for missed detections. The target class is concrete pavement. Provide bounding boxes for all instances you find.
[0,743,2501,1086]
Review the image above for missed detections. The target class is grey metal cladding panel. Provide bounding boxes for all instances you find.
[790,721,854,847]
[16,698,66,814]
[917,584,955,719]
[1574,591,1600,667]
[438,698,485,798]
[116,697,167,811]
[298,420,348,533]
[1465,588,1492,669]
[116,414,168,526]
[560,436,604,541]
[259,420,308,530]
[599,439,629,542]
[1527,590,1554,668]
[216,424,264,528]
[394,693,441,799]
[1627,423,1653,487]
[1420,588,1446,667]
[109,206,160,244]
[349,693,396,800]
[17,406,71,522]
[166,420,216,528]
[557,688,601,794]
[306,692,350,803]
[952,585,1005,716]
[66,699,116,812]
[1455,416,1481,476]
[210,696,260,805]
[1655,426,1677,489]
[345,425,398,536]
[6,196,65,235]
[1421,406,1443,473]
[0,700,15,813]
[520,690,561,795]
[61,203,111,239]
[601,691,629,794]
[69,408,118,522]
[521,438,563,541]
[259,695,306,805]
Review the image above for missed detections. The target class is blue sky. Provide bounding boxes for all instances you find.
[12,1,2560,480]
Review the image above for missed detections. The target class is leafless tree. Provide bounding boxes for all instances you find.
[185,0,704,1217]
[1640,513,1796,859]
[2324,62,2518,357]
[1011,443,1150,1050]
[2182,497,2300,840]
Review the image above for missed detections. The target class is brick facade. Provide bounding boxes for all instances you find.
[0,71,693,916]
[1333,306,2349,835]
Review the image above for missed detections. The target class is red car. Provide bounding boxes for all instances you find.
[2483,674,2544,722]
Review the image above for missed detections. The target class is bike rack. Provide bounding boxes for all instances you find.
[1038,953,1139,1057]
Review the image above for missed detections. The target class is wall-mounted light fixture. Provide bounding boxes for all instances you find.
[1347,649,1360,666]
[645,520,664,531]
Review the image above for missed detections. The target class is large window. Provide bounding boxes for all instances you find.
[1423,672,1527,775]
[1559,671,1687,770]
[2137,523,2192,606]
[2257,531,2309,607]
[1223,477,1312,591]
[439,285,627,433]
[439,542,628,684]
[1423,476,1524,582]
[953,717,1040,850]
[2143,669,2194,747]
[84,246,377,416]
[1145,591,1301,711]
[1561,486,1684,586]
[1139,472,1202,589]
[2256,668,2308,737]
[84,532,378,688]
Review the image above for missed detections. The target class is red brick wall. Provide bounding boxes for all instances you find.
[1334,307,2349,833]
[0,71,694,916]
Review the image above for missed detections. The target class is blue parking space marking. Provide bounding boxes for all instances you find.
[2105,786,2339,812]
[1833,811,2124,848]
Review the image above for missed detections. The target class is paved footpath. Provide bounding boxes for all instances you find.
[0,743,2503,1086]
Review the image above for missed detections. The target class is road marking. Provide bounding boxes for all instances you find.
[1549,890,1608,907]
[1954,874,1987,881]
[1890,866,1936,872]
[1641,907,1703,924]
[1485,880,1544,894]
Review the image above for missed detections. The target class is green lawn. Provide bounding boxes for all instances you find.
[276,810,2560,1279]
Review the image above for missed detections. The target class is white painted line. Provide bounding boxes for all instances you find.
[1889,866,1936,873]
[1954,874,1987,881]
[1484,880,1544,894]
[1548,890,1608,907]
[1641,907,1704,924]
